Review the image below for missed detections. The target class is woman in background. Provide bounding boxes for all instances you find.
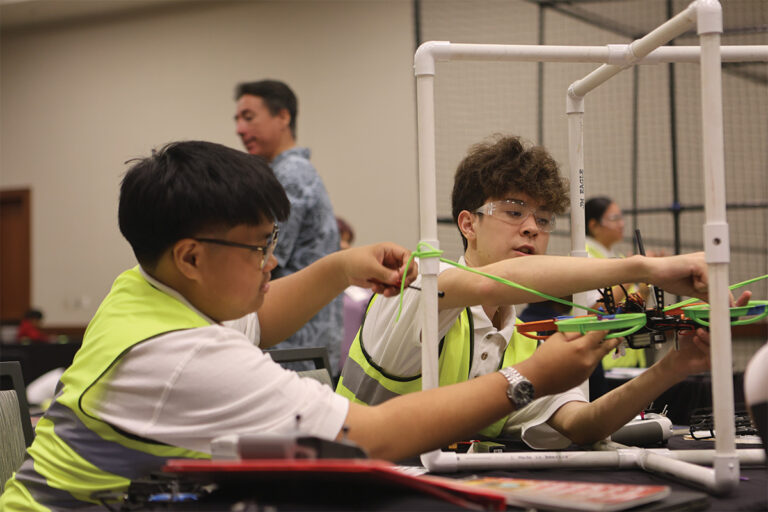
[584,197,650,391]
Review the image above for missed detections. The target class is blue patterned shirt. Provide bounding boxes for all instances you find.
[270,147,343,374]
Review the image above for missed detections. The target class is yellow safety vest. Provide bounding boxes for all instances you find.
[1,267,211,511]
[336,295,537,438]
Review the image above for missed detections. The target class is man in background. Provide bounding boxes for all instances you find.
[235,79,342,372]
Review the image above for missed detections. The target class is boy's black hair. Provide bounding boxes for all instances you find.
[119,140,290,268]
[235,80,298,138]
[585,196,614,236]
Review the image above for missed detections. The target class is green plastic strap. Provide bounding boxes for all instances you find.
[395,242,601,322]
[682,300,768,327]
[664,273,768,312]
[555,313,647,340]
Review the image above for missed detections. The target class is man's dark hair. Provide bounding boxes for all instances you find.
[119,141,290,268]
[451,135,569,250]
[585,196,614,236]
[235,80,298,138]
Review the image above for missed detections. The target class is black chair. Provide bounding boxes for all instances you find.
[266,347,333,388]
[0,361,33,446]
[0,361,34,493]
[266,347,331,372]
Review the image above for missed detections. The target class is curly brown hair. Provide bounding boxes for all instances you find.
[451,135,569,249]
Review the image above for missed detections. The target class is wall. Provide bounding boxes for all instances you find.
[0,0,419,325]
[2,0,765,342]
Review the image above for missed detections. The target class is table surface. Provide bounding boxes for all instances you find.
[427,435,767,511]
[135,435,766,511]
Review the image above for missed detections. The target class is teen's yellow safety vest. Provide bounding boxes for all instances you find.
[0,267,211,511]
[336,296,537,438]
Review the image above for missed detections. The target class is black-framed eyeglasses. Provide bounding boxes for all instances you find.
[195,226,279,270]
[474,199,556,233]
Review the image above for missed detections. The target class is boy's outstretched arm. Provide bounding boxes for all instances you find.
[342,330,619,461]
[436,252,710,310]
[259,243,417,346]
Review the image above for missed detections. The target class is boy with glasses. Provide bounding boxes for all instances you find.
[2,140,630,510]
[338,135,742,448]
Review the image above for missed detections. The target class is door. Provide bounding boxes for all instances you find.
[0,189,31,323]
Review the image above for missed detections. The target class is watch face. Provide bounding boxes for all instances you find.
[501,367,535,408]
[513,381,534,405]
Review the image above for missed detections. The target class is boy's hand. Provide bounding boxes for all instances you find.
[730,290,752,308]
[661,328,711,378]
[645,252,709,300]
[516,330,620,398]
[659,291,749,378]
[344,243,418,297]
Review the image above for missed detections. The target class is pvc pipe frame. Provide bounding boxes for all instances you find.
[413,0,768,496]
[419,445,766,473]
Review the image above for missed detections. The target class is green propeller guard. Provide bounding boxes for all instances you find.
[555,313,647,340]
[682,300,768,327]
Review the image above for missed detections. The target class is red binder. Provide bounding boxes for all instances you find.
[164,458,506,510]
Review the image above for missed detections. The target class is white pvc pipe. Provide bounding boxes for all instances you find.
[566,97,593,319]
[566,103,585,259]
[647,45,768,62]
[603,446,766,466]
[413,43,768,73]
[561,0,738,494]
[569,4,696,98]
[697,0,739,495]
[649,448,765,466]
[640,450,722,490]
[415,73,441,392]
[420,446,765,473]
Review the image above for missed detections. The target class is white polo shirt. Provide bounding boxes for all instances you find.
[360,257,586,450]
[90,270,349,454]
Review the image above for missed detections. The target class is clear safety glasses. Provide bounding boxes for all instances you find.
[474,199,556,233]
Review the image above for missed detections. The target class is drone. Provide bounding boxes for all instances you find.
[516,231,768,348]
[517,283,700,348]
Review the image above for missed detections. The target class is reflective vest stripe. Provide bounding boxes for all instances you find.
[44,402,174,479]
[23,414,130,501]
[11,458,98,511]
[337,298,473,404]
[337,293,538,438]
[336,351,404,405]
[0,267,212,510]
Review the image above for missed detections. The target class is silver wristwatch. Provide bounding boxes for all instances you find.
[499,366,534,409]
